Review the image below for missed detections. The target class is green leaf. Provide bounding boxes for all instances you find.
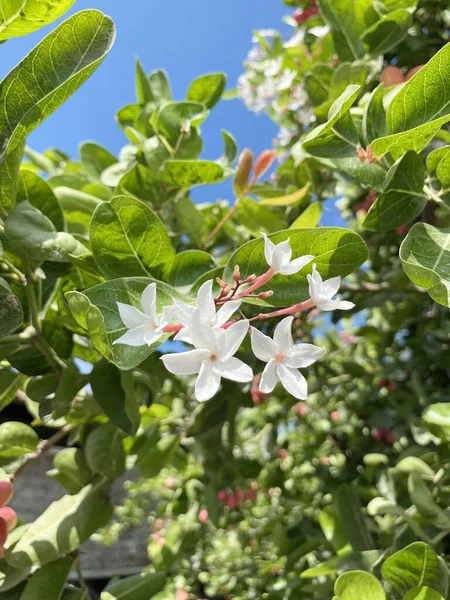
[218,130,238,167]
[48,448,93,494]
[426,147,450,188]
[0,0,75,41]
[66,277,185,370]
[148,69,172,103]
[164,250,215,290]
[174,196,208,246]
[361,9,411,55]
[223,228,369,307]
[135,58,154,105]
[160,160,228,188]
[0,279,23,339]
[363,151,426,231]
[4,202,87,264]
[317,0,377,60]
[399,223,450,307]
[52,360,86,419]
[363,84,386,143]
[7,480,113,568]
[408,472,450,529]
[304,64,334,107]
[136,433,179,478]
[0,370,24,412]
[90,196,175,279]
[90,359,140,435]
[387,42,450,134]
[302,85,361,158]
[334,570,385,600]
[318,506,348,552]
[291,203,322,228]
[80,142,117,182]
[20,557,74,600]
[85,423,125,479]
[321,157,387,191]
[0,558,31,594]
[18,171,65,231]
[236,197,286,235]
[101,571,166,600]
[423,403,450,438]
[381,542,449,600]
[403,587,445,600]
[0,421,38,458]
[259,184,310,207]
[0,10,115,211]
[187,72,226,109]
[156,101,207,146]
[117,164,167,206]
[336,484,375,551]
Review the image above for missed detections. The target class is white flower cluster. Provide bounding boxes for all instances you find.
[114,236,354,403]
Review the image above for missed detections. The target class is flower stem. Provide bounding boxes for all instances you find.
[203,198,241,248]
[251,299,314,321]
[234,268,275,298]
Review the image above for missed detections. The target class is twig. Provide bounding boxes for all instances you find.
[13,424,73,477]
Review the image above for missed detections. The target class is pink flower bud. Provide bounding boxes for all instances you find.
[253,150,277,181]
[330,411,341,422]
[405,65,424,80]
[198,509,209,524]
[380,66,405,86]
[278,449,289,459]
[233,149,254,197]
[217,489,228,503]
[0,507,17,533]
[0,480,13,507]
[293,402,308,416]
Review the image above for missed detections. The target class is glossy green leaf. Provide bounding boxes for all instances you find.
[363,84,386,143]
[156,101,207,146]
[381,542,449,600]
[160,160,228,188]
[304,64,333,107]
[218,130,238,167]
[426,146,450,188]
[20,557,74,600]
[361,9,411,55]
[0,10,115,211]
[259,184,310,207]
[164,250,215,290]
[135,58,154,105]
[0,279,23,339]
[399,223,450,307]
[101,570,166,600]
[18,171,65,231]
[363,152,426,231]
[403,587,445,600]
[90,359,140,435]
[291,203,322,228]
[0,421,38,458]
[423,403,450,437]
[0,0,75,41]
[66,277,186,369]
[80,142,117,182]
[85,423,125,479]
[0,558,31,594]
[48,448,93,495]
[174,196,208,246]
[7,480,113,568]
[136,433,179,478]
[224,228,369,307]
[148,69,172,103]
[237,197,286,235]
[187,72,226,109]
[0,369,24,411]
[334,570,385,600]
[408,473,450,529]
[336,484,375,551]
[117,164,166,206]
[90,196,175,279]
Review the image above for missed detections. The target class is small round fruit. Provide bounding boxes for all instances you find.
[0,507,17,533]
[0,518,8,546]
[405,65,424,80]
[381,66,404,86]
[0,480,13,507]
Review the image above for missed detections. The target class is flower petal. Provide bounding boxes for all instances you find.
[278,254,314,276]
[307,264,323,299]
[117,302,149,329]
[214,357,253,383]
[273,316,294,353]
[276,239,292,264]
[173,300,195,326]
[141,283,157,320]
[219,319,249,361]
[195,361,221,402]
[216,299,242,327]
[277,364,308,399]
[189,309,219,351]
[315,299,344,311]
[197,280,216,323]
[336,300,355,310]
[322,276,341,298]
[144,329,163,346]
[173,328,192,343]
[262,232,275,266]
[259,358,278,393]
[285,343,324,368]
[113,325,150,347]
[161,349,209,375]
[250,327,277,362]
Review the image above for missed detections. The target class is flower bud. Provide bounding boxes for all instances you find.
[258,290,274,299]
[0,479,13,507]
[198,509,209,524]
[217,489,228,503]
[380,66,404,87]
[0,518,7,546]
[233,265,241,282]
[0,507,17,533]
[253,150,277,182]
[405,65,424,80]
[233,149,253,197]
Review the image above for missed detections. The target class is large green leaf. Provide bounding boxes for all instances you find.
[48,448,93,495]
[0,421,38,458]
[223,228,369,307]
[0,0,75,41]
[7,481,113,568]
[101,571,166,600]
[0,370,25,412]
[237,197,286,235]
[66,277,186,369]
[0,279,23,339]
[426,146,450,188]
[381,542,449,600]
[187,73,226,109]
[403,587,445,600]
[156,101,207,146]
[160,160,228,188]
[163,250,215,290]
[20,557,74,600]
[85,423,125,479]
[80,142,117,182]
[399,223,450,307]
[361,9,411,55]
[334,570,385,600]
[0,10,115,211]
[407,473,450,529]
[90,196,175,279]
[363,152,426,231]
[17,171,65,231]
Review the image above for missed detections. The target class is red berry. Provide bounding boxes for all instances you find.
[0,480,13,507]
[217,489,228,503]
[373,428,385,441]
[0,508,17,533]
[330,411,341,422]
[381,66,404,87]
[385,431,395,445]
[278,449,289,459]
[198,509,209,524]
[405,65,424,80]
[0,518,7,546]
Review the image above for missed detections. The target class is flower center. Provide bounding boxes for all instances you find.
[209,353,218,362]
[274,352,286,364]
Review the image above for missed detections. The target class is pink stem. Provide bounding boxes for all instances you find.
[254,299,314,321]
[235,268,275,299]
[163,324,184,333]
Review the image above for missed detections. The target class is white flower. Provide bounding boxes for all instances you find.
[262,233,314,275]
[251,317,324,399]
[172,280,242,343]
[161,310,253,402]
[114,283,169,347]
[276,69,296,91]
[307,264,355,311]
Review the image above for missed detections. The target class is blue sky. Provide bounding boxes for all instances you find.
[1,1,291,204]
